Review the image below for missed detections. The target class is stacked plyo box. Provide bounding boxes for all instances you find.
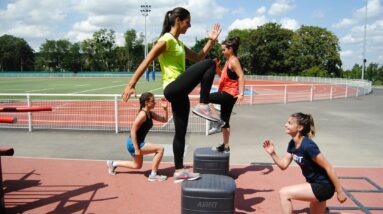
[181,147,236,214]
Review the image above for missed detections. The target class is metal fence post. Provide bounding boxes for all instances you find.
[284,85,287,104]
[310,85,313,101]
[27,94,32,132]
[114,95,119,134]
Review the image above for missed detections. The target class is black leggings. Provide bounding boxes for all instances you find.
[163,59,216,170]
[208,91,237,128]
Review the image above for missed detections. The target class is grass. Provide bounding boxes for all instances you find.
[0,77,163,100]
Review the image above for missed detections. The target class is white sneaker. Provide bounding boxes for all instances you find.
[192,104,220,122]
[173,169,200,183]
[208,120,225,135]
[148,174,167,182]
[106,160,116,175]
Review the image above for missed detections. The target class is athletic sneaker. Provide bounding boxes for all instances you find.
[106,160,116,175]
[173,169,200,183]
[212,143,230,153]
[208,120,226,135]
[148,174,167,182]
[192,104,220,122]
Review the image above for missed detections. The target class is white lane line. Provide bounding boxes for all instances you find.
[26,88,55,92]
[148,87,162,93]
[71,84,126,94]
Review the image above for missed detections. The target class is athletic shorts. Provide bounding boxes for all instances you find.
[126,137,145,157]
[310,182,335,202]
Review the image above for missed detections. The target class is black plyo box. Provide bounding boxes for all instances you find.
[181,174,236,214]
[193,147,230,175]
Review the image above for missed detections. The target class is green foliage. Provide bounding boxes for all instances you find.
[249,23,293,75]
[189,38,222,67]
[0,34,35,71]
[301,66,328,77]
[286,25,342,76]
[227,29,255,74]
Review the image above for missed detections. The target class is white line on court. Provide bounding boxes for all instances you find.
[26,88,55,92]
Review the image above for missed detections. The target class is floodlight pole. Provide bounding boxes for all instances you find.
[140,3,151,81]
[362,0,368,80]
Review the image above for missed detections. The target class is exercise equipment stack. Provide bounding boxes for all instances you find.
[181,147,236,214]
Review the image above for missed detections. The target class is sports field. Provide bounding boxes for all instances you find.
[0,77,163,96]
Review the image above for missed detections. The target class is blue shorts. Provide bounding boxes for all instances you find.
[126,137,145,157]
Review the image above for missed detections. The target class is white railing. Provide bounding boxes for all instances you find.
[0,77,372,134]
[0,93,205,133]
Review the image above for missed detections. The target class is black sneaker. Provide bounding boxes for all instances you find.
[212,143,230,153]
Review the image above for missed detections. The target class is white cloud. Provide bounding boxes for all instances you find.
[354,0,383,20]
[333,18,357,29]
[7,22,52,39]
[184,0,227,22]
[340,34,361,44]
[280,17,299,30]
[268,0,295,16]
[0,0,70,24]
[312,9,326,19]
[228,16,268,30]
[340,50,353,57]
[231,7,245,15]
[256,6,267,15]
[75,0,137,15]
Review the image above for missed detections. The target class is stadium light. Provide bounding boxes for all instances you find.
[140,3,151,81]
[362,0,368,80]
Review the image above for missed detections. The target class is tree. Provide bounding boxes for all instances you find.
[0,34,34,71]
[92,29,116,71]
[286,25,342,76]
[189,38,222,68]
[36,39,78,71]
[248,23,293,75]
[365,63,380,84]
[124,29,144,72]
[227,29,254,74]
[343,64,362,79]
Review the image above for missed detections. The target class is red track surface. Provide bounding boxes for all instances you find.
[2,157,382,214]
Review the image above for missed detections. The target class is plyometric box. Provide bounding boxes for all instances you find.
[193,147,229,176]
[181,174,236,214]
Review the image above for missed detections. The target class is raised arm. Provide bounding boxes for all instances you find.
[263,140,293,170]
[185,23,222,62]
[122,41,166,102]
[151,98,169,123]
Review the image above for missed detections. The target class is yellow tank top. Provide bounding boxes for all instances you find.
[157,33,186,89]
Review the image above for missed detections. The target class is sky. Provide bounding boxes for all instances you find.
[0,0,382,70]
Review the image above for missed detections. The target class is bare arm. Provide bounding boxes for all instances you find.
[262,140,293,170]
[185,23,222,62]
[213,58,222,76]
[230,58,245,102]
[122,41,166,102]
[130,111,146,156]
[313,153,347,203]
[151,98,169,123]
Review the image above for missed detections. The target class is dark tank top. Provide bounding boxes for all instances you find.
[135,110,153,143]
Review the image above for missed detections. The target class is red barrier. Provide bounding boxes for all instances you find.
[0,106,52,112]
[0,116,17,124]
